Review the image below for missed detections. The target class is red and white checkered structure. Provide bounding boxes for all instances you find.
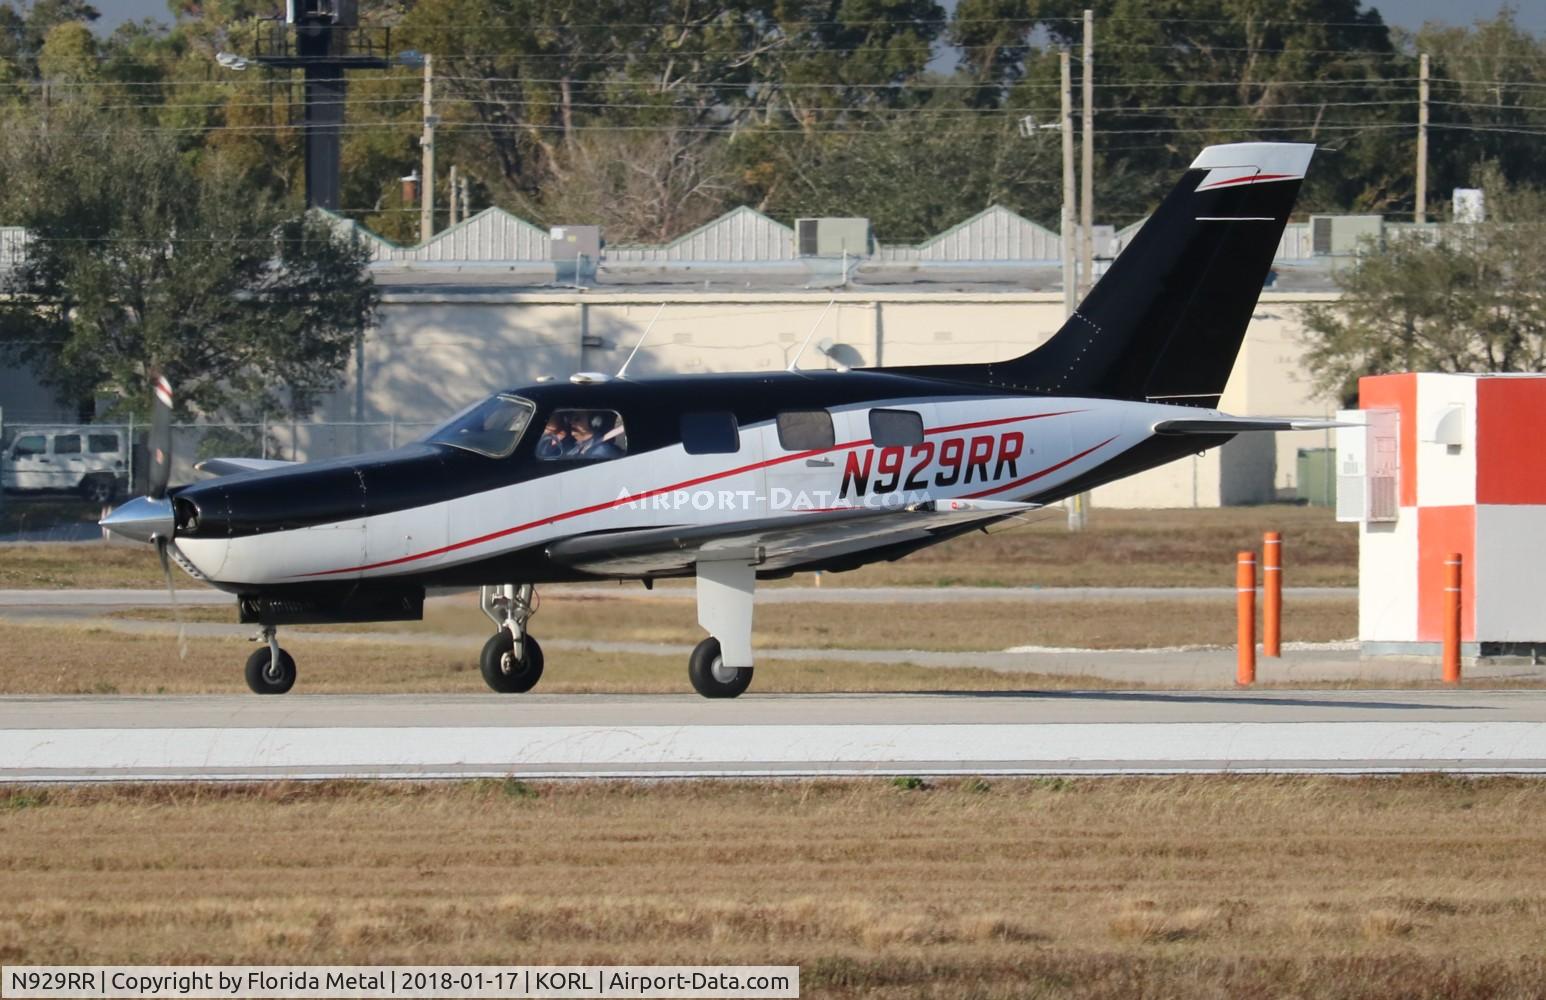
[1341,372,1546,658]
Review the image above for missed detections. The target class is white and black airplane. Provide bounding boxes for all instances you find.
[103,141,1333,698]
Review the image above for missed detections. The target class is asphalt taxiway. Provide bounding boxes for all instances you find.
[7,690,1546,781]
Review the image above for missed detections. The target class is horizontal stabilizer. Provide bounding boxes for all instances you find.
[1153,417,1357,436]
[195,457,296,476]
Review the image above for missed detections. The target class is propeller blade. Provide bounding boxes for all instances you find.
[148,372,173,500]
[156,537,188,661]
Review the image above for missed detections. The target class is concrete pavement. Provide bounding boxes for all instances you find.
[6,690,1546,780]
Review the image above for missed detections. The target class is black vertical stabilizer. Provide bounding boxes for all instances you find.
[900,143,1314,406]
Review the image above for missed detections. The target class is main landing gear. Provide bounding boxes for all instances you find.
[688,637,752,698]
[690,553,758,699]
[479,583,544,693]
[245,625,296,695]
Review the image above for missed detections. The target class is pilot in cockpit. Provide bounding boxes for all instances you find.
[535,416,572,459]
[567,412,624,459]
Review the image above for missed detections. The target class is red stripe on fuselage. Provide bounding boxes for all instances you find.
[295,409,1083,578]
[961,435,1118,499]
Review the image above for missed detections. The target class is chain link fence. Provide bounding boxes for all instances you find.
[0,419,439,541]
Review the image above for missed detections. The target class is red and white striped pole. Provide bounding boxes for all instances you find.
[1236,551,1257,686]
[1443,553,1463,684]
[1262,531,1282,658]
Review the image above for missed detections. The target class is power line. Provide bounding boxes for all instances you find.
[5,73,1426,93]
[0,117,1431,138]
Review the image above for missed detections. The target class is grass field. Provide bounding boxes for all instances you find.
[1,504,1356,590]
[111,592,1358,652]
[0,622,1128,695]
[4,777,1546,997]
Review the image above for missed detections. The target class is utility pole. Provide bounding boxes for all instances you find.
[1416,52,1429,224]
[1057,48,1094,531]
[1060,49,1076,321]
[1080,8,1095,298]
[448,164,459,227]
[420,53,435,242]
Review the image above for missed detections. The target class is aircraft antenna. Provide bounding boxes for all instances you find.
[787,298,836,372]
[616,303,667,378]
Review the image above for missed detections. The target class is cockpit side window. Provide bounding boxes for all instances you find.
[425,394,536,458]
[537,409,628,461]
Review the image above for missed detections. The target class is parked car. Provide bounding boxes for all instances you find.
[1,427,128,503]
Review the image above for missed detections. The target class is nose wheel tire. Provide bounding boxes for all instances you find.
[244,646,296,695]
[480,632,545,693]
[688,637,752,698]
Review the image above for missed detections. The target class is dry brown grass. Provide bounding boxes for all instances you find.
[111,593,1358,652]
[4,777,1546,997]
[0,542,199,590]
[3,504,1355,590]
[836,503,1356,588]
[0,621,1122,695]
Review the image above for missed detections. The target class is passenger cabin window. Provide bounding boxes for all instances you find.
[425,394,536,458]
[869,409,924,448]
[681,411,739,455]
[538,409,628,461]
[776,410,835,451]
[12,435,44,458]
[88,434,119,453]
[53,434,81,454]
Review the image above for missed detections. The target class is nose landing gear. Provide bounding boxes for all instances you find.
[245,625,296,694]
[479,584,544,693]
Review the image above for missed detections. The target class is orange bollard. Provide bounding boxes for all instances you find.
[1443,553,1463,684]
[1236,551,1256,686]
[1263,531,1282,658]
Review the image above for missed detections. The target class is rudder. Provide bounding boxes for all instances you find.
[903,143,1314,407]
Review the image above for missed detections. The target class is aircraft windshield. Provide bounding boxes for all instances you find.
[425,395,536,458]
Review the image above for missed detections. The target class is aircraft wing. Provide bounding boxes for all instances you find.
[1152,416,1356,435]
[194,457,296,476]
[546,498,1038,577]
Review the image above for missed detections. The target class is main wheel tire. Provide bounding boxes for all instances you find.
[79,474,117,504]
[244,646,296,695]
[480,631,545,693]
[688,637,752,699]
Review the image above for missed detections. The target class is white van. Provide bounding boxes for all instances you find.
[2,427,128,503]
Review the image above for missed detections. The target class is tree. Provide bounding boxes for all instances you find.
[538,126,731,243]
[1300,170,1546,405]
[954,0,1415,225]
[0,108,379,421]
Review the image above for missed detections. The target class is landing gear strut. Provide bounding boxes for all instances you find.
[692,554,758,699]
[245,625,296,695]
[479,584,544,693]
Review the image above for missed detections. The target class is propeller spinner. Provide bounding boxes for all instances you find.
[99,373,176,543]
[99,372,187,657]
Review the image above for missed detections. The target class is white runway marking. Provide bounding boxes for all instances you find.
[8,717,1546,780]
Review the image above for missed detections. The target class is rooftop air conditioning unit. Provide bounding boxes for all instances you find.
[549,225,602,261]
[795,217,870,257]
[1309,215,1383,256]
